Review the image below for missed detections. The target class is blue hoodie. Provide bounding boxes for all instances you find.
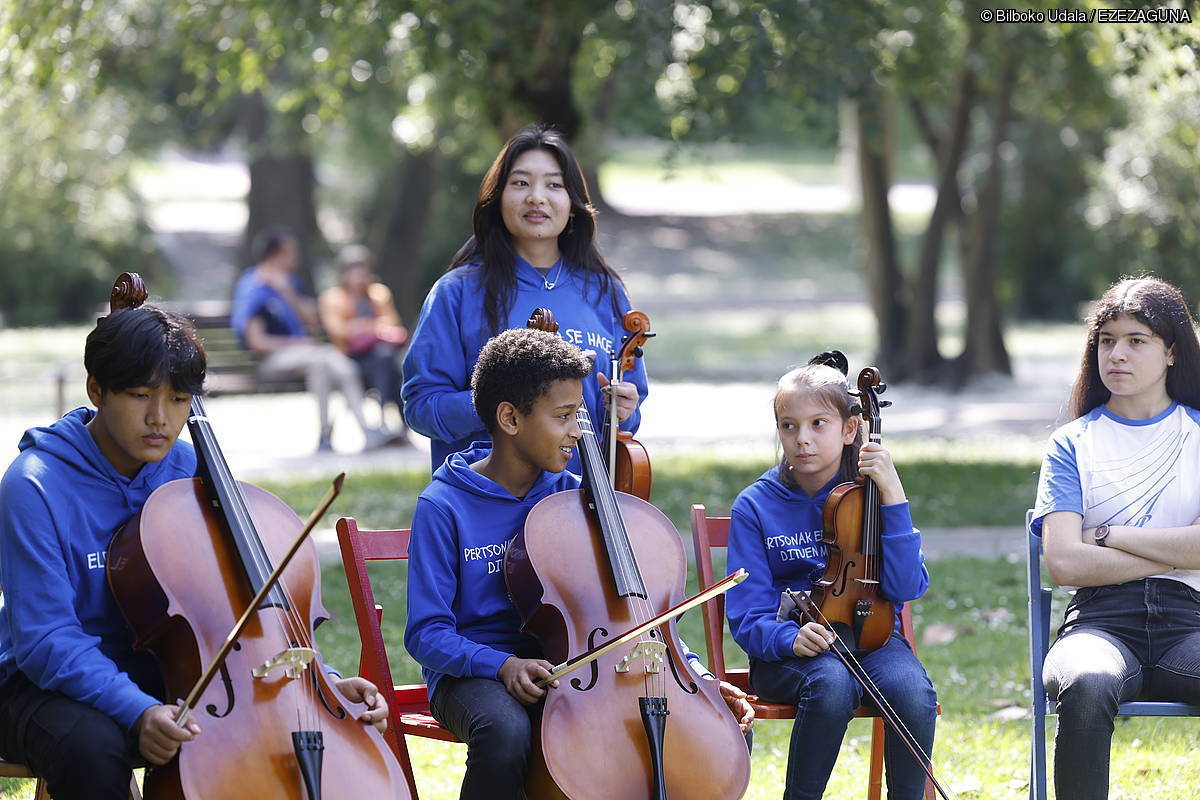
[725,467,930,663]
[0,408,197,730]
[400,259,649,470]
[404,444,580,695]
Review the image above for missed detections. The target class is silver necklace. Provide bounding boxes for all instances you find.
[542,258,564,290]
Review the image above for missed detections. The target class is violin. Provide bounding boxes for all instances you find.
[606,310,654,501]
[503,375,749,798]
[812,366,896,652]
[103,274,410,799]
[525,307,653,501]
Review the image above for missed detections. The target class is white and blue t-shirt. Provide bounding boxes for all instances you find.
[1034,402,1200,591]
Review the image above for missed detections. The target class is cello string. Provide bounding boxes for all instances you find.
[579,403,662,700]
[199,409,317,728]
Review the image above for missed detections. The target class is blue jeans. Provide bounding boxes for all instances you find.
[1043,578,1200,800]
[750,634,937,800]
[428,677,538,800]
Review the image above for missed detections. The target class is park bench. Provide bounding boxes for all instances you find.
[164,300,308,398]
[53,300,307,417]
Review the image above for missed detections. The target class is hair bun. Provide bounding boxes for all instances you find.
[808,350,849,375]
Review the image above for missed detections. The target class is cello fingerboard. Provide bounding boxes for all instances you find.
[576,406,648,599]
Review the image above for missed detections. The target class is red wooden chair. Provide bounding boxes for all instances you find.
[690,504,935,800]
[336,517,461,800]
[0,760,141,799]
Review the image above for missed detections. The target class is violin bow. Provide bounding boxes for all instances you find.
[535,570,747,688]
[785,589,956,800]
[175,474,346,726]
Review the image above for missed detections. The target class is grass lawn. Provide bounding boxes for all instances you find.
[293,555,1200,800]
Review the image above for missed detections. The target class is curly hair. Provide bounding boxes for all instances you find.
[472,328,593,433]
[449,123,625,335]
[1068,276,1200,418]
[774,350,861,487]
[85,305,207,396]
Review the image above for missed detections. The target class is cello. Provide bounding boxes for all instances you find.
[103,274,411,799]
[503,345,750,799]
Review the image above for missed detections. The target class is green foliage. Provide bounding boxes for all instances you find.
[0,47,160,325]
[1083,23,1200,299]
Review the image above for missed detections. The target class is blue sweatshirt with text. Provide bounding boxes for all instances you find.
[725,467,929,662]
[403,444,579,695]
[0,408,197,730]
[400,258,649,470]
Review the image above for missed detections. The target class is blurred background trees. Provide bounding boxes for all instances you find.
[1,0,1196,384]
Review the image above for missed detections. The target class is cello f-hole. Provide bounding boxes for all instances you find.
[663,647,698,695]
[309,668,348,720]
[205,643,241,718]
[570,626,609,692]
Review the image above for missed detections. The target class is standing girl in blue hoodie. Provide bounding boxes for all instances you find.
[401,124,647,470]
[725,352,937,800]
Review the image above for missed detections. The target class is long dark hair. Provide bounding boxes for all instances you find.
[448,124,625,335]
[775,350,862,488]
[1068,276,1200,418]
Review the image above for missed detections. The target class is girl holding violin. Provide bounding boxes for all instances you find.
[404,328,752,800]
[401,123,646,471]
[0,304,388,799]
[1034,276,1200,800]
[725,352,937,800]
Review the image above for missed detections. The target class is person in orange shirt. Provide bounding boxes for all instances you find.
[319,245,410,440]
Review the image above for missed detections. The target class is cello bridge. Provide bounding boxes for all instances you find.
[252,647,318,679]
[615,640,667,675]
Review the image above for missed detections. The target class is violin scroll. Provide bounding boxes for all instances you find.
[616,310,655,376]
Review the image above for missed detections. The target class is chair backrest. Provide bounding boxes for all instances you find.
[690,503,921,685]
[335,517,420,788]
[689,505,733,680]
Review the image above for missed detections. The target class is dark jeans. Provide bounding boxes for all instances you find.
[1043,578,1200,800]
[428,677,539,800]
[351,343,403,410]
[0,672,138,800]
[750,634,938,800]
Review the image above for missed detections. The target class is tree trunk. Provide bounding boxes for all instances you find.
[852,94,908,373]
[375,148,441,326]
[954,57,1017,383]
[238,92,322,292]
[905,62,977,382]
